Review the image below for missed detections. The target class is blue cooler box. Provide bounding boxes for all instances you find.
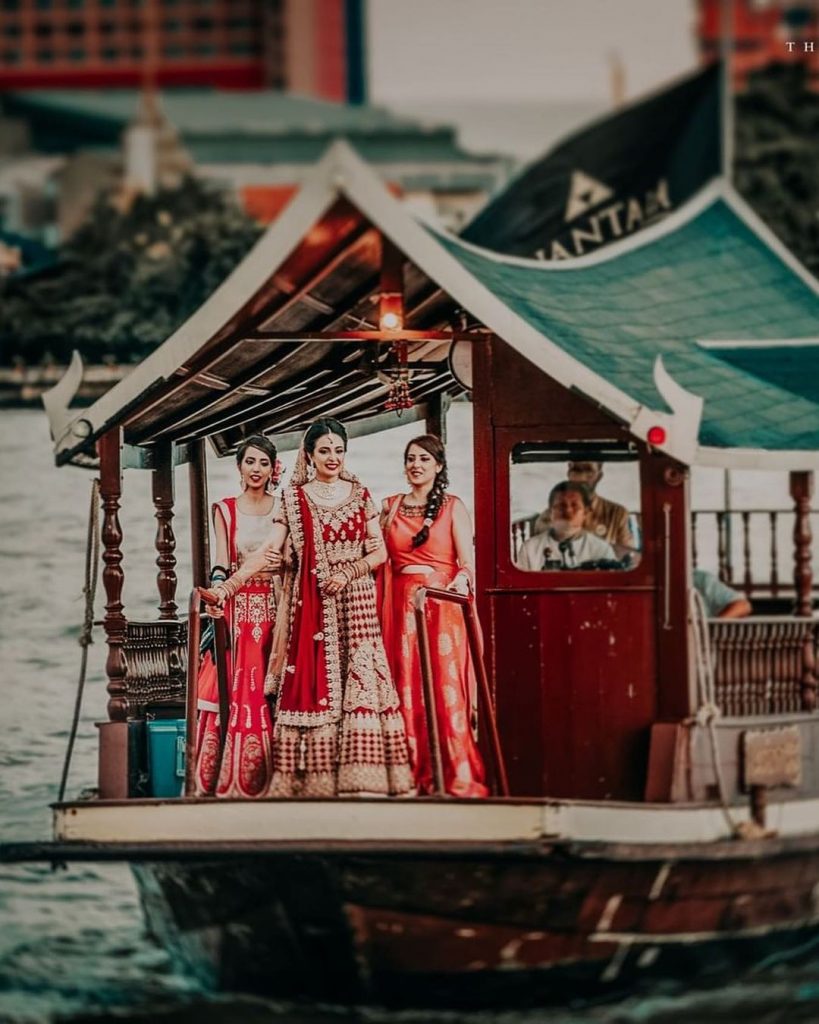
[147,719,187,798]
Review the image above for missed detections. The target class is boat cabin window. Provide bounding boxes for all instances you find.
[510,441,642,571]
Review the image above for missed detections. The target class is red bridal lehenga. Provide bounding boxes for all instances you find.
[264,482,414,798]
[195,497,277,797]
[380,494,487,797]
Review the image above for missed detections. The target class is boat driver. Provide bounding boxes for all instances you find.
[517,481,618,571]
[532,459,634,558]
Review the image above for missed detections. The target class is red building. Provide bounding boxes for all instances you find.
[698,0,819,90]
[0,0,366,102]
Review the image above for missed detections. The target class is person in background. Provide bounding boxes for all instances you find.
[195,435,282,798]
[534,460,634,557]
[693,568,752,619]
[518,481,617,571]
[376,435,488,798]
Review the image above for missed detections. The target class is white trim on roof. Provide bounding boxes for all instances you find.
[695,445,819,471]
[698,338,819,350]
[419,178,726,272]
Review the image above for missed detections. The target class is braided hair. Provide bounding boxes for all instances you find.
[405,434,449,548]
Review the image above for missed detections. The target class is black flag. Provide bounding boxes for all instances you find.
[462,64,722,260]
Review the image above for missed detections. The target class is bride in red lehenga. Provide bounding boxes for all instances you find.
[378,435,488,798]
[203,418,414,798]
[194,435,282,797]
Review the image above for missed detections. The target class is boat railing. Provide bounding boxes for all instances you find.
[413,586,510,797]
[693,508,819,599]
[706,616,819,717]
[122,618,187,718]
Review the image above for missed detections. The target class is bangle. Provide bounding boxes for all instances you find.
[341,558,370,583]
[216,576,240,601]
[210,564,229,581]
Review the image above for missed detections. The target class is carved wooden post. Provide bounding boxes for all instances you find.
[188,438,210,589]
[99,429,127,722]
[152,439,177,619]
[791,471,814,616]
[791,471,816,712]
[98,428,129,799]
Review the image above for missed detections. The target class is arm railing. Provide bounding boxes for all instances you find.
[413,586,510,797]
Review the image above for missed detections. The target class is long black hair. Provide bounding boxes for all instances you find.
[405,434,449,548]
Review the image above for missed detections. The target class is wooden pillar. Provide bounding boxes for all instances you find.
[152,440,177,619]
[425,393,450,443]
[188,438,210,589]
[98,428,128,800]
[99,428,127,722]
[791,470,814,617]
[791,471,816,712]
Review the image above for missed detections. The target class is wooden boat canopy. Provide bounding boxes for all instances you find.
[48,141,819,471]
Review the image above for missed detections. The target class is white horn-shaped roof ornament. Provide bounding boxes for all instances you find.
[630,355,704,465]
[43,350,91,450]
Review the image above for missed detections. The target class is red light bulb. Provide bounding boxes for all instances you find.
[647,425,667,446]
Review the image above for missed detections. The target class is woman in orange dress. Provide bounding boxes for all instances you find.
[194,435,282,797]
[378,435,488,798]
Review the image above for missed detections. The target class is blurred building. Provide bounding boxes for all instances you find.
[0,88,511,239]
[698,0,819,90]
[0,0,367,102]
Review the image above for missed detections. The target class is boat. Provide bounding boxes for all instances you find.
[14,141,819,1007]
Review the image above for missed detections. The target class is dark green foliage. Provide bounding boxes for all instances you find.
[0,176,262,365]
[734,64,819,277]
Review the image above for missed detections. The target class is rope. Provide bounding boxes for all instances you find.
[690,587,740,837]
[58,478,101,804]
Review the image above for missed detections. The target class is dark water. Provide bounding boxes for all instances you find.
[3,408,819,1023]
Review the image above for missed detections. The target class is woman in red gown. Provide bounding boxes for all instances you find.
[195,435,281,797]
[379,435,488,797]
[203,418,413,799]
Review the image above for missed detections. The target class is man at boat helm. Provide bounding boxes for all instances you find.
[517,481,618,571]
[533,460,634,558]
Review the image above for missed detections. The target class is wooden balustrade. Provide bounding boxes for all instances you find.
[708,617,819,717]
[122,619,188,717]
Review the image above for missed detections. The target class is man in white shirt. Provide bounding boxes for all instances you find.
[517,481,618,571]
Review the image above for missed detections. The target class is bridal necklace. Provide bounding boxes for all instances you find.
[311,478,343,500]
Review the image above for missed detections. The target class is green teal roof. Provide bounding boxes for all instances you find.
[701,343,819,407]
[3,90,502,172]
[433,198,819,451]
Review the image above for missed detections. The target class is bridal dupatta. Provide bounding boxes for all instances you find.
[264,481,413,797]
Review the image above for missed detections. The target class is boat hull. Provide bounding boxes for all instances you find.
[130,840,819,1007]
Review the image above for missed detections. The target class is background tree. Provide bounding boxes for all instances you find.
[0,177,262,366]
[735,64,819,277]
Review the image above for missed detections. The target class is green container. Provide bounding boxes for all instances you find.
[147,719,187,798]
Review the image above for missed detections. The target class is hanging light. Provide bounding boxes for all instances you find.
[379,290,403,332]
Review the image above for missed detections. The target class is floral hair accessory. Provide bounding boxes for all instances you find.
[271,458,284,486]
